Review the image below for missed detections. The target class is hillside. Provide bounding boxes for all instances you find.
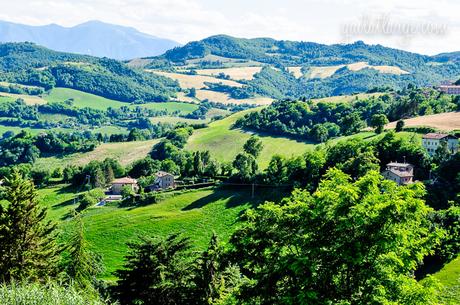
[386,112,460,132]
[0,20,180,60]
[0,42,180,102]
[138,35,460,100]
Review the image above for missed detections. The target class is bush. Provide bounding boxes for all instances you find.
[0,282,109,305]
[78,188,105,211]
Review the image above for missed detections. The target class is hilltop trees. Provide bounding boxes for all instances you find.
[229,169,442,305]
[0,171,60,282]
[370,113,389,134]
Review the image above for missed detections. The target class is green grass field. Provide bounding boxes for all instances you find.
[39,185,277,278]
[35,139,160,171]
[433,256,460,304]
[44,87,198,114]
[44,88,127,110]
[185,109,405,169]
[186,109,316,168]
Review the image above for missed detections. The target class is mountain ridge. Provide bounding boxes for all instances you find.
[0,20,181,60]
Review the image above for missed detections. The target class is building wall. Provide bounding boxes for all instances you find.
[157,175,175,189]
[112,183,138,195]
[423,138,459,156]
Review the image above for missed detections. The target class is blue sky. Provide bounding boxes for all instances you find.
[0,0,458,55]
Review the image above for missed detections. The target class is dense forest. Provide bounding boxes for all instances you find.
[0,42,180,102]
[235,86,459,142]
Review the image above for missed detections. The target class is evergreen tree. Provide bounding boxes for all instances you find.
[64,212,103,290]
[114,234,195,305]
[0,170,60,282]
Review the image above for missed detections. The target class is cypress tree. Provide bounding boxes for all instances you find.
[0,170,60,282]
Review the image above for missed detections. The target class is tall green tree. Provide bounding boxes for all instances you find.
[370,114,389,134]
[230,169,443,305]
[0,171,60,282]
[243,136,264,158]
[64,212,103,290]
[233,153,258,182]
[113,234,195,305]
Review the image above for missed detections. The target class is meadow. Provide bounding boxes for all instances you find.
[35,139,160,171]
[39,185,278,278]
[44,87,198,114]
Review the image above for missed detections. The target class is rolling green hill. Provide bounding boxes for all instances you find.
[186,109,315,168]
[141,35,460,100]
[44,87,198,114]
[0,42,180,102]
[40,185,276,278]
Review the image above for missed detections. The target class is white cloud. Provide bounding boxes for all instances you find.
[0,0,457,54]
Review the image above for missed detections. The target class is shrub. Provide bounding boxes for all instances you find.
[0,282,109,305]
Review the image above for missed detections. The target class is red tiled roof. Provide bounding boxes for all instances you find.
[155,171,174,178]
[112,177,137,184]
[422,133,455,140]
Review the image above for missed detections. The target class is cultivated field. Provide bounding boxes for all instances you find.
[148,71,243,89]
[0,92,47,105]
[195,67,262,80]
[45,87,199,114]
[195,89,273,105]
[44,88,127,110]
[287,66,303,78]
[386,112,460,132]
[35,139,160,170]
[306,61,409,79]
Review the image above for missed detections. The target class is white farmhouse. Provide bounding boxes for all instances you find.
[382,162,414,186]
[422,133,458,156]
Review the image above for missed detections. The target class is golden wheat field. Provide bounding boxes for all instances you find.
[148,70,243,89]
[195,66,263,80]
[386,112,460,131]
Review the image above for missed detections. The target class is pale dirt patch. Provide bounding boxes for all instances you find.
[386,112,460,132]
[287,67,303,78]
[306,62,409,79]
[147,70,243,89]
[0,92,47,105]
[196,90,272,105]
[195,67,262,80]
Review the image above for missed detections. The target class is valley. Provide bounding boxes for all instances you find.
[0,27,459,305]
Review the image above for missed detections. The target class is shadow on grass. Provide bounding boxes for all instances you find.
[181,185,289,211]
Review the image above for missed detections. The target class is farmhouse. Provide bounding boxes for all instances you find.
[110,177,139,195]
[439,84,460,95]
[382,162,414,185]
[422,133,458,156]
[147,171,176,191]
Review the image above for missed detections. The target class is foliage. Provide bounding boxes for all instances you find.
[0,171,60,282]
[229,169,443,305]
[0,42,179,102]
[0,281,109,305]
[113,234,195,305]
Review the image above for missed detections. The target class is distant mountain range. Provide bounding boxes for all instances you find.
[0,20,181,60]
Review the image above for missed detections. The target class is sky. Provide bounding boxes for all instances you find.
[0,0,458,55]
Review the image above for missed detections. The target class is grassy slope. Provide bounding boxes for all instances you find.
[433,256,460,304]
[44,87,198,114]
[35,139,160,171]
[185,109,398,168]
[186,109,315,168]
[41,185,273,278]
